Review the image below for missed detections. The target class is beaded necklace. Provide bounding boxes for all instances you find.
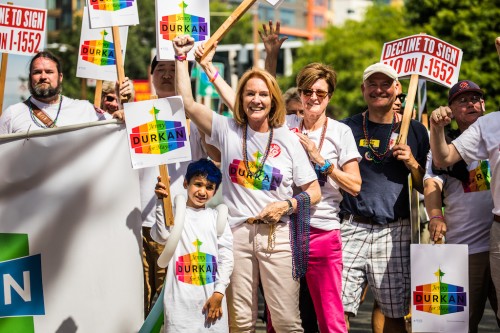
[29,95,63,129]
[300,116,328,158]
[362,110,398,163]
[290,191,311,280]
[242,123,274,179]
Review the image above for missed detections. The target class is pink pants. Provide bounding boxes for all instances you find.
[305,227,347,333]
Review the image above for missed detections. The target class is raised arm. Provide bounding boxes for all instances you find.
[173,35,213,136]
[429,106,463,168]
[260,20,287,77]
[195,42,236,110]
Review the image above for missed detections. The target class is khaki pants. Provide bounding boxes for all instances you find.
[227,222,303,333]
[142,226,166,318]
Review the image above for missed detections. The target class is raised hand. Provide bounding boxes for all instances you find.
[259,20,288,56]
[172,35,195,56]
[430,106,452,128]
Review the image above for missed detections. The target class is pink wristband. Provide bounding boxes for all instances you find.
[429,215,444,221]
[209,70,219,83]
[175,54,187,61]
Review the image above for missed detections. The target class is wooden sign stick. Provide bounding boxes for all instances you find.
[0,53,8,116]
[396,73,419,145]
[94,79,103,108]
[112,26,130,104]
[201,0,257,60]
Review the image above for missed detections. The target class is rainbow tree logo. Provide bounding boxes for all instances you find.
[89,0,135,11]
[175,239,216,286]
[413,268,467,315]
[80,30,117,66]
[129,106,187,155]
[159,1,208,41]
[229,152,283,191]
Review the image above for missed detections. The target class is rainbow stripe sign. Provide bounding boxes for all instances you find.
[89,0,135,11]
[80,30,116,66]
[413,268,467,315]
[176,239,217,286]
[129,106,187,155]
[124,97,191,169]
[159,1,208,42]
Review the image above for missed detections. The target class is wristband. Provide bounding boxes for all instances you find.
[319,160,332,174]
[210,70,219,83]
[285,199,294,215]
[175,54,187,61]
[429,215,444,221]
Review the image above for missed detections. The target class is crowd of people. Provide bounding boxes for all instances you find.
[1,21,499,333]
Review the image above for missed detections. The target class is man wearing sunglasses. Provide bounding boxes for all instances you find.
[430,78,500,329]
[340,63,429,333]
[100,78,134,114]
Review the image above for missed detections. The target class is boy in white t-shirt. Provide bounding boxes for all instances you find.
[152,158,233,332]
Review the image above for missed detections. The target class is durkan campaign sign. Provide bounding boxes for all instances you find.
[124,97,192,169]
[0,122,143,332]
[155,0,210,60]
[76,7,128,81]
[411,244,469,332]
[381,34,463,88]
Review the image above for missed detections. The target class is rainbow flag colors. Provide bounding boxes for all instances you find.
[80,38,116,66]
[229,156,283,191]
[129,106,187,155]
[89,0,134,11]
[175,239,217,286]
[413,268,467,315]
[159,1,208,41]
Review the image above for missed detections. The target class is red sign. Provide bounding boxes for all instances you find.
[0,4,47,55]
[381,35,462,88]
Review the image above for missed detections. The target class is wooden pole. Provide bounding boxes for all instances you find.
[396,74,419,145]
[0,53,8,116]
[94,79,103,108]
[201,0,257,60]
[252,5,259,68]
[112,26,129,104]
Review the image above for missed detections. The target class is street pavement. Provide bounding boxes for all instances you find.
[255,287,499,332]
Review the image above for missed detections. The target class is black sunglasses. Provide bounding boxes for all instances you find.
[105,95,116,102]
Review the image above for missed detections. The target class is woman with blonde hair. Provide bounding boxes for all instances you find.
[172,35,321,332]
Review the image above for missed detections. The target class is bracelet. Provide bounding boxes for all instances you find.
[429,215,444,221]
[175,54,187,61]
[209,70,219,83]
[285,199,294,215]
[319,160,333,174]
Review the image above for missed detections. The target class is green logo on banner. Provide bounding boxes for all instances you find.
[0,233,45,333]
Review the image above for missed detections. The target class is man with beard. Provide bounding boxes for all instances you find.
[0,51,115,134]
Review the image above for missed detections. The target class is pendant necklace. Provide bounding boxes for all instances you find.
[242,124,274,178]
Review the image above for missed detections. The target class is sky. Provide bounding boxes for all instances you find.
[1,0,46,111]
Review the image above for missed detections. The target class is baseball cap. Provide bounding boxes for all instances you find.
[363,63,398,82]
[448,80,484,104]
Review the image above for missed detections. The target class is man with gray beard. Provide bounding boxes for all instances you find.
[0,51,118,134]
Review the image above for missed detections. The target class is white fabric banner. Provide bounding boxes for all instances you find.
[0,122,144,332]
[411,244,469,332]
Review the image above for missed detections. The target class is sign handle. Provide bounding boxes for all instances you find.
[201,0,257,60]
[0,53,8,116]
[112,26,129,104]
[396,74,419,145]
[94,79,103,108]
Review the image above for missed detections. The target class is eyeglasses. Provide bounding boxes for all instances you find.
[300,89,329,99]
[397,93,407,107]
[455,95,482,106]
[105,95,116,102]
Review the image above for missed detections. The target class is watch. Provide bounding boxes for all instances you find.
[285,199,294,215]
